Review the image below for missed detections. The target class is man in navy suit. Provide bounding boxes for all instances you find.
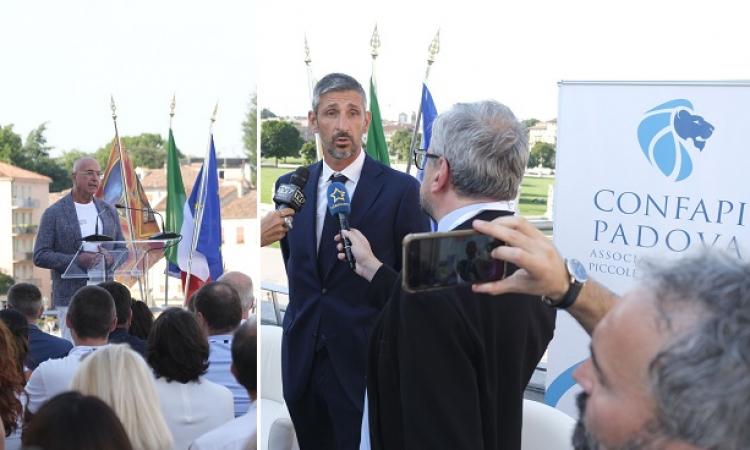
[275,73,430,450]
[6,283,72,370]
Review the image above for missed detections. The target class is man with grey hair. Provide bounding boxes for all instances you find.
[33,156,124,341]
[341,100,556,449]
[218,271,255,319]
[275,72,430,450]
[472,215,750,449]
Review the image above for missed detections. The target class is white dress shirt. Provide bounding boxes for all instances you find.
[154,376,234,450]
[25,345,103,413]
[316,149,366,250]
[189,401,257,450]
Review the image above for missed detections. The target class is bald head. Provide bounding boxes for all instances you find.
[72,157,99,173]
[218,271,255,317]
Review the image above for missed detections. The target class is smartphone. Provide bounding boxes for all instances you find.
[402,229,507,293]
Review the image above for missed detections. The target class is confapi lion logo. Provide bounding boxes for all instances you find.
[636,99,714,181]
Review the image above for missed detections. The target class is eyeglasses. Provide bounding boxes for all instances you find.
[75,170,104,180]
[414,148,441,170]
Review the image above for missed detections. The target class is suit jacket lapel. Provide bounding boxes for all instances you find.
[63,194,83,245]
[349,155,385,228]
[299,161,322,264]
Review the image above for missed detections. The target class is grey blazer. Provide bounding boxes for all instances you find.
[33,193,125,307]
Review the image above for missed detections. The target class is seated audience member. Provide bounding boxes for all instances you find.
[99,281,146,356]
[6,282,72,370]
[194,282,249,417]
[72,344,173,450]
[21,391,134,450]
[217,271,256,319]
[191,320,258,450]
[0,321,24,449]
[24,285,116,415]
[0,309,29,377]
[472,216,750,450]
[148,308,234,450]
[129,299,154,340]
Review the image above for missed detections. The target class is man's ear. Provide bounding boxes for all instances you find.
[109,316,117,333]
[308,110,318,133]
[429,158,451,194]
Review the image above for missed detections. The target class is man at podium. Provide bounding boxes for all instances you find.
[33,157,124,340]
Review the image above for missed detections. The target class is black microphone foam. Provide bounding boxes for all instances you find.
[273,166,309,213]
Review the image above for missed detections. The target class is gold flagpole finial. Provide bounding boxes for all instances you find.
[211,102,219,124]
[370,24,381,59]
[110,95,117,121]
[304,34,312,66]
[170,94,176,119]
[427,28,440,65]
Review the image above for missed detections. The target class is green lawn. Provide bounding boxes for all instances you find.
[519,176,554,217]
[261,166,553,218]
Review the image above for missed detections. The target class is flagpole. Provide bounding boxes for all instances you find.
[111,96,146,303]
[304,35,323,161]
[370,24,380,87]
[406,29,440,175]
[164,94,175,307]
[183,103,217,302]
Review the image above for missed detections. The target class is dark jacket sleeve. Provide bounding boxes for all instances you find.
[367,264,399,310]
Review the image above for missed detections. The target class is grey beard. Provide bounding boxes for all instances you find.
[572,392,664,450]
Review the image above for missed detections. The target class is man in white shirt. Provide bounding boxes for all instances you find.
[33,157,124,340]
[191,319,257,450]
[194,282,249,417]
[25,285,116,415]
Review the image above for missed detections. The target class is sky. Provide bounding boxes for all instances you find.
[1,1,255,158]
[258,0,749,123]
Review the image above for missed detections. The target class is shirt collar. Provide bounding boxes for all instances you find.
[321,148,366,184]
[437,201,515,231]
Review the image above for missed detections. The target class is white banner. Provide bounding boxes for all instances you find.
[547,80,750,416]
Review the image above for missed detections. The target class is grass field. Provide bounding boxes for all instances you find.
[261,166,553,218]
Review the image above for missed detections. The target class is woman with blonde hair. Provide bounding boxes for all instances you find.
[72,344,173,450]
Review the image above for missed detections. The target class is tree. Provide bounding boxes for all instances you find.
[300,140,317,164]
[23,124,69,191]
[0,270,13,295]
[529,142,556,169]
[261,108,277,119]
[389,128,420,162]
[522,118,540,129]
[94,133,180,169]
[261,120,303,166]
[0,124,24,165]
[242,93,257,187]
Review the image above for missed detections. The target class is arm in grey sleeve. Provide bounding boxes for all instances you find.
[33,208,74,273]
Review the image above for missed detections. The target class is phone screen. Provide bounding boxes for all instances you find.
[403,230,506,293]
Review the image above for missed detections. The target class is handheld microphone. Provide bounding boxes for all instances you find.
[82,205,113,242]
[115,203,180,240]
[273,167,309,228]
[327,181,356,270]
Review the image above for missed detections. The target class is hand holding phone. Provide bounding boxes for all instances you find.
[402,229,507,293]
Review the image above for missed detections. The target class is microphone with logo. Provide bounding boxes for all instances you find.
[115,204,181,240]
[327,181,356,271]
[272,166,309,229]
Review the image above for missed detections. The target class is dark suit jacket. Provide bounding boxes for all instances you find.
[277,154,430,410]
[108,328,147,357]
[367,210,557,450]
[26,324,73,370]
[33,193,125,307]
